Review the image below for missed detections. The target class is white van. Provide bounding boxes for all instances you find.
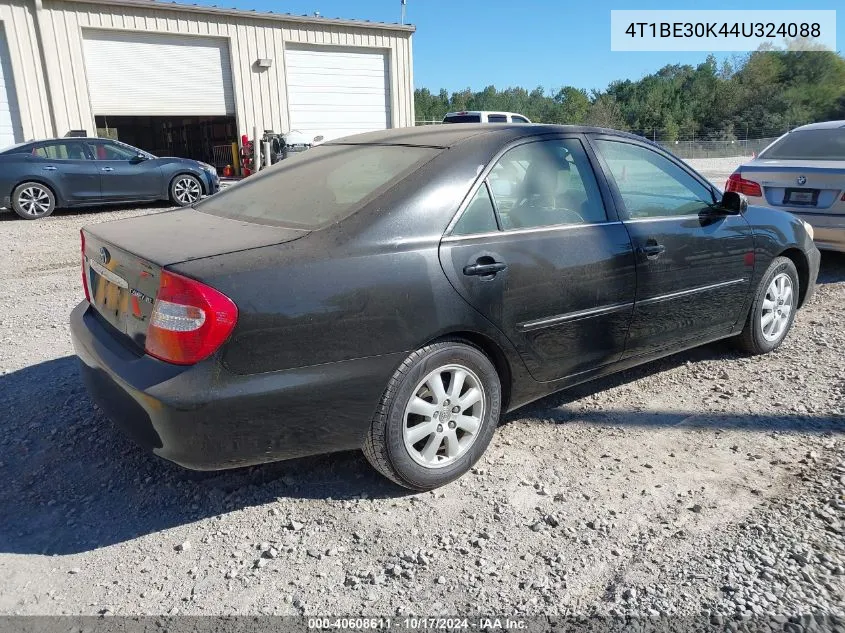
[442,111,532,124]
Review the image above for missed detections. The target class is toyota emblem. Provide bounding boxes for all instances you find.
[797,175,807,186]
[99,247,110,265]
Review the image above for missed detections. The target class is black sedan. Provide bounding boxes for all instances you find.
[70,125,820,490]
[0,138,219,219]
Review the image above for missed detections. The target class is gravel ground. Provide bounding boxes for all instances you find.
[0,158,843,621]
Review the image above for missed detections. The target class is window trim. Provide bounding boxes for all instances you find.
[443,134,620,238]
[585,134,719,222]
[30,140,93,161]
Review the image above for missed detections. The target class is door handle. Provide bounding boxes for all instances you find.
[42,166,57,171]
[100,167,114,172]
[463,261,507,277]
[638,244,666,259]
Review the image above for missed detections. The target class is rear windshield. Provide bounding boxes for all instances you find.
[762,129,845,160]
[196,144,439,229]
[443,114,482,123]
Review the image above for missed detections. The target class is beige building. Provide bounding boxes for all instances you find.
[0,0,415,164]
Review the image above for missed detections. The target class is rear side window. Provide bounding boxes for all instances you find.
[511,116,529,123]
[443,114,482,123]
[197,144,439,229]
[453,184,499,235]
[32,141,89,160]
[487,114,508,123]
[762,129,845,160]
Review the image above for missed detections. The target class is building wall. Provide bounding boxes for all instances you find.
[0,0,414,142]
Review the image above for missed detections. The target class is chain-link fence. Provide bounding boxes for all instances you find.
[655,137,779,159]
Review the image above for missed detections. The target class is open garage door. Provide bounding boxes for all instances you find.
[285,47,390,142]
[82,30,235,116]
[0,25,22,149]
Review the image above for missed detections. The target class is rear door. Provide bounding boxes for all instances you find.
[589,135,754,358]
[30,141,99,202]
[87,140,162,201]
[439,135,636,382]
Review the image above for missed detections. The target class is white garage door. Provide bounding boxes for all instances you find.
[0,26,21,149]
[83,30,235,116]
[285,47,390,141]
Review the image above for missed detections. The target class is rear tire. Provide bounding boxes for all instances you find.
[734,256,799,355]
[169,174,203,207]
[363,340,501,491]
[12,182,55,219]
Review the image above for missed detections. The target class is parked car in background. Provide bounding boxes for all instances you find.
[443,111,531,124]
[0,138,220,219]
[71,124,818,491]
[726,120,845,252]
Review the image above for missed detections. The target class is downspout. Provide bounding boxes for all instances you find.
[31,0,59,136]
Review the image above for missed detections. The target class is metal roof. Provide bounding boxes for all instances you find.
[59,0,416,32]
[793,120,845,131]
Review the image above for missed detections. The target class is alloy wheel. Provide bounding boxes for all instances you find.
[402,364,485,469]
[761,272,794,342]
[174,177,202,205]
[18,186,51,216]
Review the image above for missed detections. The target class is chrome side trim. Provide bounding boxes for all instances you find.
[87,258,129,289]
[624,214,704,223]
[519,302,634,332]
[639,278,746,306]
[442,221,623,243]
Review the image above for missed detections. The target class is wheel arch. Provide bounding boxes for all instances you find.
[169,170,207,196]
[426,330,512,413]
[778,247,810,308]
[12,178,63,207]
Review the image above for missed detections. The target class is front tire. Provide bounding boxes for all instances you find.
[734,256,799,354]
[12,182,55,219]
[363,341,502,491]
[170,174,203,207]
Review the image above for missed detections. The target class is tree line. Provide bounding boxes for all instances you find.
[414,47,845,141]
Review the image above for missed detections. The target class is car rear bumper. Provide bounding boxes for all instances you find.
[70,301,403,470]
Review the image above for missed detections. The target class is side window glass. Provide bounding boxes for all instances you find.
[91,142,138,161]
[511,116,529,123]
[593,140,714,219]
[488,138,607,230]
[32,142,88,160]
[487,114,508,123]
[452,183,498,235]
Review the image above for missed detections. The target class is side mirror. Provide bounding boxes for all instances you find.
[130,153,147,164]
[720,191,747,214]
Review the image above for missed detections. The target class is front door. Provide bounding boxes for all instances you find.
[87,140,162,201]
[589,136,754,358]
[439,136,636,382]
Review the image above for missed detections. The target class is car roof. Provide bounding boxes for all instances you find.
[792,120,845,131]
[326,124,645,149]
[444,111,527,117]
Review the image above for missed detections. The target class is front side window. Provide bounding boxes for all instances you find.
[593,140,714,219]
[197,144,439,229]
[89,141,140,161]
[511,116,529,123]
[487,138,607,230]
[32,141,89,160]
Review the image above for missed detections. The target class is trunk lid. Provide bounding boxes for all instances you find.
[741,159,845,213]
[83,208,308,349]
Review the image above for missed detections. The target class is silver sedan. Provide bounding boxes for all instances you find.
[726,120,845,252]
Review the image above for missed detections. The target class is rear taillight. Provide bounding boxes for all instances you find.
[81,230,91,302]
[144,270,237,365]
[725,172,762,197]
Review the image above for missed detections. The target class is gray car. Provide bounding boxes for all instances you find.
[0,138,220,219]
[726,120,845,252]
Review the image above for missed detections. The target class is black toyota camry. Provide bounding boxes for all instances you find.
[0,137,219,219]
[70,125,820,490]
